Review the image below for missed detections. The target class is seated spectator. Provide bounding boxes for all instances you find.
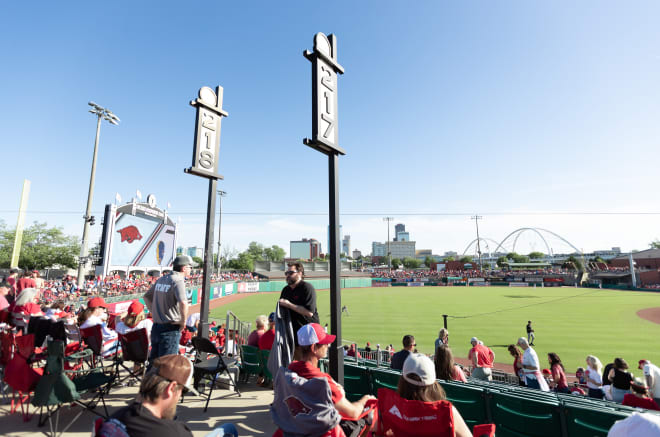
[434,345,467,382]
[575,367,586,385]
[185,312,200,333]
[608,357,634,403]
[364,342,372,353]
[0,281,12,312]
[116,300,153,341]
[258,312,275,351]
[391,335,415,370]
[548,352,570,393]
[622,377,660,411]
[43,301,67,320]
[247,314,268,347]
[386,353,471,437]
[347,343,361,359]
[10,287,43,316]
[276,323,375,436]
[79,297,118,355]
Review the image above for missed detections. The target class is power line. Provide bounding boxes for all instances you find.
[2,210,660,216]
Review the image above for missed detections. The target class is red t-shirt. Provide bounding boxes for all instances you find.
[259,328,275,350]
[469,344,494,368]
[551,364,568,390]
[12,302,42,315]
[247,329,264,347]
[16,277,36,293]
[288,360,344,404]
[622,394,660,410]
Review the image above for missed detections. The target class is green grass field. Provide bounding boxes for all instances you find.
[209,286,660,375]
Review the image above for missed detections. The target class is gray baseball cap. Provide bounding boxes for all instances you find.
[173,255,194,267]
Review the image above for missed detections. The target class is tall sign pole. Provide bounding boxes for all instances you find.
[303,32,345,384]
[185,86,228,339]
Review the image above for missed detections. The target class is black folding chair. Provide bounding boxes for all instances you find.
[189,336,240,412]
[116,328,149,385]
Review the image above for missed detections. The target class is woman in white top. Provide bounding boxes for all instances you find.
[585,355,604,399]
[115,300,153,341]
[78,297,118,356]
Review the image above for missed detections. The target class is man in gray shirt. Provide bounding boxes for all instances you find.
[144,255,191,364]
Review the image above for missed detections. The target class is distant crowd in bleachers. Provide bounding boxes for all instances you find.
[370,267,574,280]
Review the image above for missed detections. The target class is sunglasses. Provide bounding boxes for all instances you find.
[285,271,298,275]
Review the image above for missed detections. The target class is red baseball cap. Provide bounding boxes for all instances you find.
[127,300,144,315]
[297,323,336,346]
[88,297,108,309]
[639,359,649,369]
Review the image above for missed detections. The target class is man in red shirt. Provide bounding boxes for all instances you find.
[468,337,495,381]
[16,271,36,294]
[259,312,276,351]
[283,323,375,435]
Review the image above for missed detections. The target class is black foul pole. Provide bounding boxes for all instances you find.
[303,33,346,384]
[185,86,228,339]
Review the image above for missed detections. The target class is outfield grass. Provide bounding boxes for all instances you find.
[209,286,660,376]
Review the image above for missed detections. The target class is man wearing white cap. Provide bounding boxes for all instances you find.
[468,337,494,381]
[288,323,375,419]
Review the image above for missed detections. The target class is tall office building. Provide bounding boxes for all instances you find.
[290,238,322,260]
[394,223,405,241]
[342,235,351,255]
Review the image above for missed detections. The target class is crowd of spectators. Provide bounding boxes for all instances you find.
[371,267,574,280]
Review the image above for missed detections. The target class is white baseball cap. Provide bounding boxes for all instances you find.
[297,323,336,346]
[402,353,436,386]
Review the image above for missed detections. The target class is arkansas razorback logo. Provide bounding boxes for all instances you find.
[117,226,143,243]
[284,396,311,416]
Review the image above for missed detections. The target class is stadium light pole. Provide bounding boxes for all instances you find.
[77,102,119,288]
[383,217,393,270]
[216,190,227,271]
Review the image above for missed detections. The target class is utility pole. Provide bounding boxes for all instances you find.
[216,190,227,271]
[383,217,393,270]
[471,215,483,271]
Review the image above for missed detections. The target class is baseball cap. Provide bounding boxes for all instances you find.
[402,353,436,386]
[173,255,194,268]
[470,337,479,343]
[297,323,336,346]
[639,359,649,369]
[88,297,108,309]
[268,312,275,322]
[127,300,144,315]
[150,354,199,396]
[0,281,11,289]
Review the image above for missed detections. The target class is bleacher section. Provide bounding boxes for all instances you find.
[333,361,648,437]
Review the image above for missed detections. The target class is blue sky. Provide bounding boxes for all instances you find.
[1,1,659,258]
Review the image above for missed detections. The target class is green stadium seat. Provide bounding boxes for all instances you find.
[438,380,490,429]
[488,391,562,437]
[239,344,261,383]
[370,367,401,395]
[343,363,372,402]
[562,401,629,437]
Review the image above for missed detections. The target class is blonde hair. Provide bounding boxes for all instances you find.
[586,355,602,373]
[255,315,268,329]
[123,311,146,328]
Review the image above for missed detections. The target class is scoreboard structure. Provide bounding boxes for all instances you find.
[96,194,177,277]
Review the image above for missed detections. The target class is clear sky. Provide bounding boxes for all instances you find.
[1,1,659,258]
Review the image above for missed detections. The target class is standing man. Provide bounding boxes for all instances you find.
[390,335,415,370]
[639,360,660,405]
[144,255,191,364]
[6,269,19,301]
[278,262,319,359]
[16,270,36,295]
[468,337,495,381]
[517,337,548,390]
[526,320,535,346]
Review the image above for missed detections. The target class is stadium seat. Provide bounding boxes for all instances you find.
[370,367,400,395]
[562,400,630,437]
[343,363,372,402]
[439,380,491,429]
[239,344,261,383]
[487,390,562,437]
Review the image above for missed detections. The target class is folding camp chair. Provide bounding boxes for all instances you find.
[33,340,113,437]
[80,325,119,370]
[116,328,149,385]
[0,330,15,403]
[376,388,495,437]
[12,312,30,334]
[3,333,44,421]
[189,336,241,412]
[239,344,261,383]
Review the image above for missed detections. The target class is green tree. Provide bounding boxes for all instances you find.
[528,251,545,260]
[565,255,584,271]
[443,256,455,262]
[264,245,285,262]
[459,256,473,263]
[192,256,204,266]
[391,258,402,269]
[496,256,508,267]
[0,221,80,270]
[650,240,660,249]
[402,257,422,269]
[225,251,255,271]
[424,256,435,267]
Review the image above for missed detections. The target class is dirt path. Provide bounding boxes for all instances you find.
[637,307,660,324]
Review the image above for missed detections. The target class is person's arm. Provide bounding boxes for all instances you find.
[178,301,189,331]
[143,285,154,312]
[472,350,479,367]
[278,298,313,318]
[608,368,615,382]
[334,394,376,420]
[452,406,472,437]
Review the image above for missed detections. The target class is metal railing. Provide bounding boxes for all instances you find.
[223,310,251,357]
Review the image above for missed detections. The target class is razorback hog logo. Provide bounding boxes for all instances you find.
[284,395,311,417]
[117,226,143,243]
